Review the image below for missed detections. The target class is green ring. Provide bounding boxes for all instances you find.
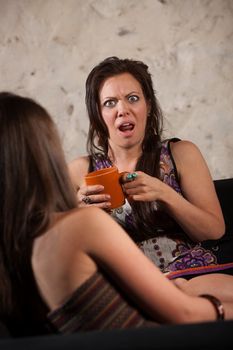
[126,172,137,181]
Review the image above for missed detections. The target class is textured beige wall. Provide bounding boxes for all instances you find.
[1,0,233,179]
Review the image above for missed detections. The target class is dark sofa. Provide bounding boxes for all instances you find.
[1,178,233,349]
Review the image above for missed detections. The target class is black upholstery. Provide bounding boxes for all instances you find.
[1,320,233,349]
[201,178,233,267]
[0,321,10,338]
[214,178,233,238]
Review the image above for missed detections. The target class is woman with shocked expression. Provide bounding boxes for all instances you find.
[69,57,233,283]
[99,73,149,154]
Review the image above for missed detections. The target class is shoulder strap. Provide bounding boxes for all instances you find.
[160,138,181,193]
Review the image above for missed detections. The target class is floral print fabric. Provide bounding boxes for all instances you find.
[91,139,233,278]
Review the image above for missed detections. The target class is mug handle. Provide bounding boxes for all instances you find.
[119,171,127,184]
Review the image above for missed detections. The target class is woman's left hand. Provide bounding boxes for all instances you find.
[122,171,164,202]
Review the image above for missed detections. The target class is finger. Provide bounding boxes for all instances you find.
[81,196,111,209]
[91,202,112,209]
[88,194,111,203]
[127,193,154,202]
[121,172,138,183]
[82,195,92,205]
[123,181,139,192]
[123,181,138,189]
[80,184,105,196]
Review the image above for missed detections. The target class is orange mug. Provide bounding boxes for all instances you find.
[84,166,126,209]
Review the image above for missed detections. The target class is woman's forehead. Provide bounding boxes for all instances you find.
[99,73,143,98]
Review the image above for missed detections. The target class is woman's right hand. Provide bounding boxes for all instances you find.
[77,183,112,210]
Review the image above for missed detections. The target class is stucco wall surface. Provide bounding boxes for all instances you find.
[1,0,233,179]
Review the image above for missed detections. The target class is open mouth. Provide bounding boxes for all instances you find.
[118,122,135,132]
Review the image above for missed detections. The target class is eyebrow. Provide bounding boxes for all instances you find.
[101,91,141,100]
[126,91,140,96]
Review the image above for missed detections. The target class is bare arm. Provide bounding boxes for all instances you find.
[78,207,220,324]
[167,140,225,240]
[123,141,225,241]
[33,207,228,323]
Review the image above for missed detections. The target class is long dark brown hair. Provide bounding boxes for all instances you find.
[0,92,77,334]
[85,57,164,239]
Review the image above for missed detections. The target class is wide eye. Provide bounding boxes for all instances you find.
[103,99,116,107]
[128,95,139,103]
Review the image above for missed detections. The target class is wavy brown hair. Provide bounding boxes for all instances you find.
[85,57,164,239]
[0,92,77,334]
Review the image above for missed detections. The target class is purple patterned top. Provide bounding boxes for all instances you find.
[90,139,229,277]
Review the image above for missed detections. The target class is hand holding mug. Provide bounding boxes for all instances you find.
[78,183,111,209]
[82,166,126,209]
[122,170,163,202]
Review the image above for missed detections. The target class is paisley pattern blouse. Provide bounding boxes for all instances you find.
[89,138,233,279]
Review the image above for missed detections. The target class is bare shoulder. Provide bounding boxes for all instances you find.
[68,155,90,189]
[60,207,127,256]
[170,139,202,156]
[170,140,205,165]
[32,208,101,305]
[170,139,211,180]
[43,208,104,253]
[69,155,89,172]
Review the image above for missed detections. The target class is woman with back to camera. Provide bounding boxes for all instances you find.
[69,56,233,278]
[1,92,233,336]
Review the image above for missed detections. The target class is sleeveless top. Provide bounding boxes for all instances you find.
[47,270,157,333]
[89,138,233,279]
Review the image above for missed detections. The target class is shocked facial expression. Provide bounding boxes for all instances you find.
[99,73,150,150]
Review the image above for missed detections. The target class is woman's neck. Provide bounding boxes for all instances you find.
[108,145,142,173]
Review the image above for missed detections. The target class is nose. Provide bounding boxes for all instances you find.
[117,100,129,117]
